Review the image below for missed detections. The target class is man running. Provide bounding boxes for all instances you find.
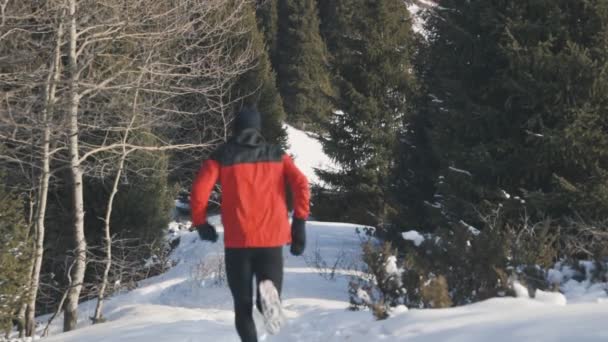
[190,107,310,342]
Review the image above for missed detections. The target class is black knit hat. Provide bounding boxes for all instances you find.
[234,107,262,134]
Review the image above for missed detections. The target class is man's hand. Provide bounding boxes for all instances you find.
[290,218,306,256]
[195,222,218,243]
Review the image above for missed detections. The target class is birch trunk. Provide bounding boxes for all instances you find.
[91,150,126,322]
[92,69,143,322]
[64,0,87,331]
[24,19,64,337]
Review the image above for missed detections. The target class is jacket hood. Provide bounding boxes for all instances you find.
[234,107,262,134]
[234,128,264,147]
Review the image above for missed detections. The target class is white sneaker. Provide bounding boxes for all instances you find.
[258,280,284,335]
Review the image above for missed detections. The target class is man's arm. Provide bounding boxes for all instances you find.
[283,155,310,219]
[190,159,220,226]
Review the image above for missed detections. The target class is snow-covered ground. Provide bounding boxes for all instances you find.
[25,217,608,342]
[34,219,365,342]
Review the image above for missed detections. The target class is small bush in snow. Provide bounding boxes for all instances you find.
[420,274,452,308]
[303,241,355,281]
[348,241,408,319]
[190,255,226,287]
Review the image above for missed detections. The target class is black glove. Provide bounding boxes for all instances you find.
[196,222,218,243]
[290,217,306,256]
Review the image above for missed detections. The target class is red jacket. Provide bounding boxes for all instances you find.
[190,130,310,248]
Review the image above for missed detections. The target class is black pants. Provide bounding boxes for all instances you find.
[225,247,283,342]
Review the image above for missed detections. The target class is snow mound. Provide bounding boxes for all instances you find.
[513,281,530,298]
[402,230,425,246]
[535,290,567,306]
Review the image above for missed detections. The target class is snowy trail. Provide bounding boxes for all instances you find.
[38,220,608,342]
[40,221,363,342]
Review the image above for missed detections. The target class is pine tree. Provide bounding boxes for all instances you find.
[255,0,279,65]
[317,0,416,227]
[231,1,286,145]
[392,94,439,232]
[425,0,608,226]
[0,183,31,335]
[275,0,334,130]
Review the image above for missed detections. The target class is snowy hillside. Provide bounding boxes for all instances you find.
[285,124,337,185]
[30,218,608,342]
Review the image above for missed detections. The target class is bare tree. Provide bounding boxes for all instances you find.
[25,15,64,337]
[62,0,88,331]
[0,1,67,335]
[58,0,255,331]
[91,71,143,323]
[2,0,257,334]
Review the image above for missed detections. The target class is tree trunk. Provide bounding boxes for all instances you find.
[92,67,144,322]
[18,194,34,338]
[64,0,87,332]
[92,151,126,322]
[17,304,27,337]
[24,18,64,337]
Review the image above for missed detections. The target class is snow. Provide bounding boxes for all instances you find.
[535,290,567,306]
[384,256,401,276]
[547,261,608,304]
[424,200,442,209]
[407,4,424,33]
[526,130,544,138]
[12,218,608,342]
[459,220,481,236]
[512,282,567,306]
[500,189,511,199]
[174,199,190,210]
[285,124,338,186]
[402,230,425,246]
[357,288,372,305]
[512,282,529,298]
[561,280,608,303]
[547,269,564,286]
[448,166,472,177]
[407,1,432,35]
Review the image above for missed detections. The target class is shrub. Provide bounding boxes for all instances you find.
[190,254,226,288]
[303,240,356,281]
[351,202,576,318]
[348,241,407,319]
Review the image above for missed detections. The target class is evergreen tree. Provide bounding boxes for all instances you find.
[232,1,287,145]
[317,0,416,228]
[275,0,334,130]
[0,183,30,335]
[84,148,172,245]
[392,94,439,232]
[425,0,608,226]
[255,0,279,65]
